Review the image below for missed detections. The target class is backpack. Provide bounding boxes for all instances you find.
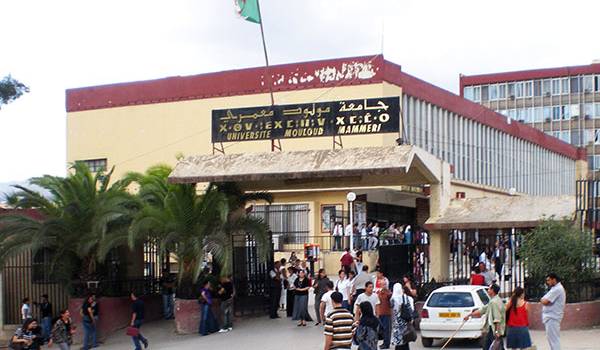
[399,295,414,322]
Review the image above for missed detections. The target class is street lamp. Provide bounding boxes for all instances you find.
[347,192,356,251]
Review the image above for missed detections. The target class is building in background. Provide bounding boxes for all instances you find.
[460,61,600,175]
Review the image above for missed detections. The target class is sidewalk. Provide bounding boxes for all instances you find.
[98,317,598,350]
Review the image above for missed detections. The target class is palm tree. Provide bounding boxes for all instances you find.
[0,162,139,284]
[127,165,272,296]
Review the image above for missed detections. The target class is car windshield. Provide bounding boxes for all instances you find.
[427,292,474,308]
[476,289,490,305]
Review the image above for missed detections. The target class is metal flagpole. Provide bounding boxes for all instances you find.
[255,0,281,151]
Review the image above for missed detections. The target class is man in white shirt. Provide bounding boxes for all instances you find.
[541,273,566,350]
[353,281,380,321]
[335,270,352,310]
[21,297,31,320]
[332,222,343,251]
[344,223,353,250]
[320,281,335,322]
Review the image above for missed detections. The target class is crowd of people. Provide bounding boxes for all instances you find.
[464,273,566,350]
[269,252,422,350]
[330,222,430,252]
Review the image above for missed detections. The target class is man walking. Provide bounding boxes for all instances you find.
[353,281,380,321]
[36,294,52,342]
[313,269,331,325]
[323,292,354,350]
[541,273,566,350]
[377,285,392,349]
[217,275,235,332]
[319,281,335,323]
[269,261,282,319]
[130,291,149,350]
[160,270,175,320]
[464,284,505,350]
[340,248,353,276]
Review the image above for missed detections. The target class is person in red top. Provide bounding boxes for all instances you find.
[470,266,486,286]
[505,287,532,349]
[340,248,354,275]
[377,286,393,349]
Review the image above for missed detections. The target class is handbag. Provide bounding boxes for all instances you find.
[126,326,139,337]
[402,322,417,343]
[399,296,413,322]
[488,338,502,350]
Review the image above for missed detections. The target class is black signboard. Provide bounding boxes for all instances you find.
[211,96,400,143]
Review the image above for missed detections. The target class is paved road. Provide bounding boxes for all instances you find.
[100,317,598,350]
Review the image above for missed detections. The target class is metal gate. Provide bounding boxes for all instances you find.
[231,232,273,316]
[3,250,70,325]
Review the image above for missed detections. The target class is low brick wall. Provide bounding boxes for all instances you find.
[527,300,600,330]
[174,298,222,334]
[69,295,162,343]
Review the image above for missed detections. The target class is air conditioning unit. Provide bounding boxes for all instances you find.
[510,95,515,100]
[545,118,551,122]
[545,92,551,97]
[518,119,525,123]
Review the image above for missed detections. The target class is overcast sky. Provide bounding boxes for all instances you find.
[1,0,598,183]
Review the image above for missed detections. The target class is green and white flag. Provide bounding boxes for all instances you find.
[235,0,261,24]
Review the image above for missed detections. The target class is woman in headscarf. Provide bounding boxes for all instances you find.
[390,283,414,350]
[354,302,380,350]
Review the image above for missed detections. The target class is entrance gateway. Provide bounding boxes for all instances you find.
[169,145,453,283]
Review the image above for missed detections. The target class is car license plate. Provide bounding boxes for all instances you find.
[439,312,461,318]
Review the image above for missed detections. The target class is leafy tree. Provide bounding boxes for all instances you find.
[126,165,271,298]
[0,75,29,108]
[520,219,596,297]
[0,163,139,284]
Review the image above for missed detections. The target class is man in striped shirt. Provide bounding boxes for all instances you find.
[324,292,354,350]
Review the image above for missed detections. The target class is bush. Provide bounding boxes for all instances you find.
[520,219,596,288]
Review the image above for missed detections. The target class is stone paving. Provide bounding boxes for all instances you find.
[98,317,598,350]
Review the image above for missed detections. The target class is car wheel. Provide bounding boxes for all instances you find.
[421,337,434,347]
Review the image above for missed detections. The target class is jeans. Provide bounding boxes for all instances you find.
[82,318,97,350]
[333,236,342,251]
[131,319,147,350]
[314,293,323,323]
[379,315,391,348]
[162,293,174,319]
[199,303,219,335]
[41,316,52,341]
[56,343,70,350]
[544,319,561,350]
[220,298,233,329]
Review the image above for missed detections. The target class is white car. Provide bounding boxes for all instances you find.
[419,285,490,347]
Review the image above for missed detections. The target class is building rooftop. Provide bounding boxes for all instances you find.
[460,62,600,87]
[66,55,585,161]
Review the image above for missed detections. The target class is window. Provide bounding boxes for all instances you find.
[543,106,552,121]
[594,155,600,170]
[481,85,489,101]
[534,107,544,122]
[33,249,55,283]
[516,108,525,122]
[542,79,551,95]
[561,78,569,94]
[498,84,506,99]
[427,292,475,308]
[250,204,310,245]
[571,104,580,118]
[526,107,534,123]
[595,129,600,145]
[78,158,107,172]
[321,204,343,232]
[552,79,560,95]
[595,75,600,92]
[583,75,594,92]
[515,82,524,98]
[552,131,560,139]
[571,130,582,146]
[473,86,481,102]
[464,87,474,101]
[561,105,570,119]
[595,103,600,118]
[508,109,516,120]
[476,289,490,305]
[584,129,594,145]
[552,106,561,120]
[489,84,498,100]
[498,109,507,116]
[571,77,581,93]
[559,130,570,143]
[584,103,594,118]
[533,80,542,96]
[524,81,533,97]
[507,83,515,97]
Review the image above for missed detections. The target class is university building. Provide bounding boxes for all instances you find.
[460,61,600,173]
[66,55,587,283]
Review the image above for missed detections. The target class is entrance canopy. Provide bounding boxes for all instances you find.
[168,145,444,190]
[425,195,576,230]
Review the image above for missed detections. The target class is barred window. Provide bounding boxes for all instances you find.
[32,249,55,283]
[78,158,107,172]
